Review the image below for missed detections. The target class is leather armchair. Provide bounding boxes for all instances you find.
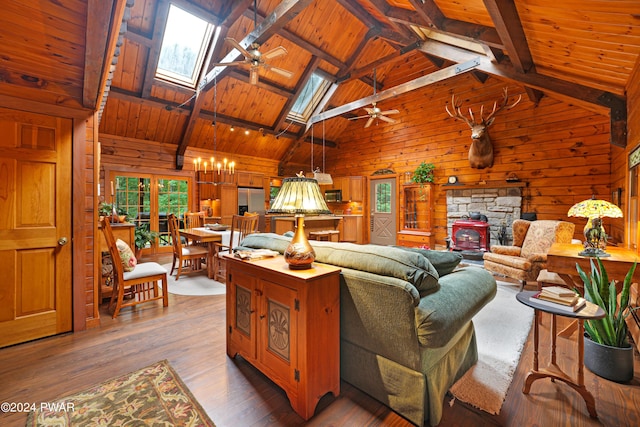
[483,219,575,287]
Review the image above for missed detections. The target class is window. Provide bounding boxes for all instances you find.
[288,73,330,123]
[112,172,191,253]
[375,182,391,213]
[156,4,216,88]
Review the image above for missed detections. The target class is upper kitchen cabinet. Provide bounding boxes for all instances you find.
[236,171,265,188]
[344,176,364,202]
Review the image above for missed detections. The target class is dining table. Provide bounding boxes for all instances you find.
[178,227,231,279]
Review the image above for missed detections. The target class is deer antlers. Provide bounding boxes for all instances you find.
[445,87,522,169]
[445,87,522,127]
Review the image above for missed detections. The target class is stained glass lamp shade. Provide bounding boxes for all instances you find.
[268,175,331,269]
[568,197,622,257]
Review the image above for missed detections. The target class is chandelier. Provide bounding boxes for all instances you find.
[194,74,236,182]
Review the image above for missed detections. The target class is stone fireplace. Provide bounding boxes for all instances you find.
[445,184,523,249]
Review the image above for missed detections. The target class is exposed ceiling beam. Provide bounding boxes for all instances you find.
[337,40,422,83]
[227,69,294,98]
[386,9,504,50]
[274,56,322,132]
[362,0,417,44]
[244,9,347,70]
[417,40,627,146]
[307,59,481,127]
[85,0,123,109]
[279,82,340,170]
[140,0,170,99]
[406,0,445,28]
[482,0,533,73]
[200,0,314,92]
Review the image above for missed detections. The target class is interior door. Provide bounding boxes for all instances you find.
[370,177,396,246]
[0,108,72,348]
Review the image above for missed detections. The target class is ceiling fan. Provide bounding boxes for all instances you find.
[213,0,293,85]
[349,68,399,128]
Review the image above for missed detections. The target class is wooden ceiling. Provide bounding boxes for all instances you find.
[1,0,639,170]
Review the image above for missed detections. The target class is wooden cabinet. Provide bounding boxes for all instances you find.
[340,215,363,243]
[226,255,341,420]
[344,176,364,202]
[320,176,364,202]
[236,171,264,188]
[397,183,435,248]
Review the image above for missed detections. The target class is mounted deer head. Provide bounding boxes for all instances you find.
[446,88,521,169]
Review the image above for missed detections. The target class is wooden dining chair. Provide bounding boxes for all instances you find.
[168,213,209,280]
[101,217,168,318]
[213,214,259,282]
[184,211,206,228]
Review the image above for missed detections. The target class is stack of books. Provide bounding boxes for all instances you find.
[531,286,586,313]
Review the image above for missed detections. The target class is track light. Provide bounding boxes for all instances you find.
[230,125,235,131]
[244,129,250,135]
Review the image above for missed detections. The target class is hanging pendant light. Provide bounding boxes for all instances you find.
[196,74,236,182]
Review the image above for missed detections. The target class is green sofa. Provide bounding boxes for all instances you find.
[238,233,497,426]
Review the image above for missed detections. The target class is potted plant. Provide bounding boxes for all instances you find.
[412,162,435,186]
[98,202,113,220]
[134,224,159,258]
[576,258,637,382]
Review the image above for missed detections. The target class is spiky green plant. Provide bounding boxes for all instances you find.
[576,258,636,348]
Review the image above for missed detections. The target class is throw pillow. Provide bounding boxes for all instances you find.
[116,239,137,272]
[393,246,462,276]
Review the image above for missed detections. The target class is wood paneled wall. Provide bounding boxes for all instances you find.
[622,56,640,248]
[325,74,614,246]
[99,133,279,211]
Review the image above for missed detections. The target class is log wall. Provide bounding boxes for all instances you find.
[325,74,615,246]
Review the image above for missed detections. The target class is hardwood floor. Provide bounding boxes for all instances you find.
[1,266,639,426]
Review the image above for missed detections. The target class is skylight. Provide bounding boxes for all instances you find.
[288,73,330,123]
[156,4,216,88]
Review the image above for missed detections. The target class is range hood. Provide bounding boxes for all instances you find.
[313,171,333,185]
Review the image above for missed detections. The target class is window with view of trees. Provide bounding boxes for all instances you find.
[375,182,391,213]
[156,3,217,88]
[112,173,190,252]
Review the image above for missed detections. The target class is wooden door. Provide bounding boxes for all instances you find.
[369,177,396,246]
[0,108,72,348]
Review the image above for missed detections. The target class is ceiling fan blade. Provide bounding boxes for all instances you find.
[262,46,288,60]
[364,108,375,114]
[349,115,370,121]
[225,37,252,59]
[364,117,374,128]
[250,67,259,85]
[378,115,397,124]
[379,109,400,115]
[212,60,247,67]
[268,66,294,79]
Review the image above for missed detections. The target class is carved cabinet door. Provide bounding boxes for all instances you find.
[227,269,258,359]
[258,279,298,389]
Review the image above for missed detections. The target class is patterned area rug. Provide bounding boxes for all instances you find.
[26,360,215,426]
[449,280,534,415]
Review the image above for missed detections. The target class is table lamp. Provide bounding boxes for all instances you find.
[268,173,331,269]
[568,197,623,257]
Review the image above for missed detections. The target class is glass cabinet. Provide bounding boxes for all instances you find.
[398,183,435,248]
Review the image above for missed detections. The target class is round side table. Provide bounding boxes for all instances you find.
[516,290,605,418]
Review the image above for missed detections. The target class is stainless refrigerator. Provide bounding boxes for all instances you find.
[237,188,265,215]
